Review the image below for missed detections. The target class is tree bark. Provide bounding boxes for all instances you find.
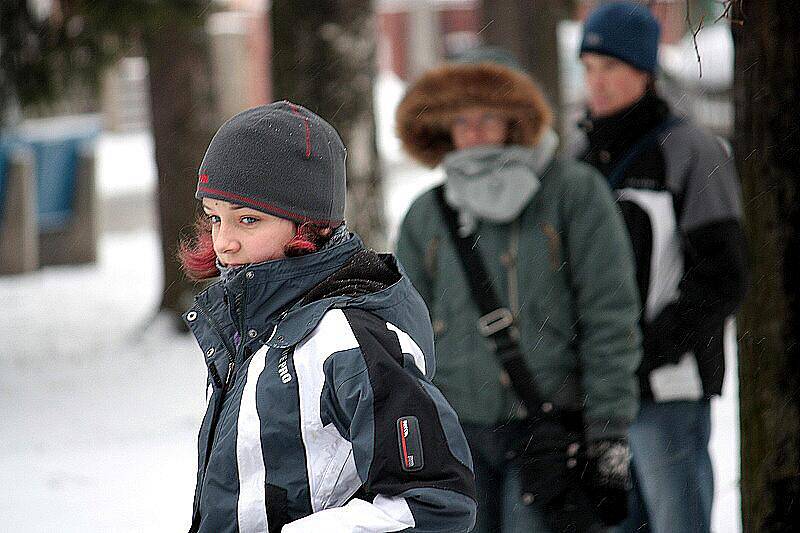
[480,0,573,135]
[733,2,800,531]
[143,11,217,323]
[271,0,385,249]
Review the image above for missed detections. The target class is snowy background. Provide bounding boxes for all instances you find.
[0,74,740,531]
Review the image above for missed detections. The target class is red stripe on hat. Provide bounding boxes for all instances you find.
[289,103,312,159]
[197,185,335,226]
[198,174,209,183]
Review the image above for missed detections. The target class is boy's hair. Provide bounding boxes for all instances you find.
[178,220,335,281]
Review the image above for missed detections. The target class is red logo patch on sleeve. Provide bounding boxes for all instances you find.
[397,416,424,472]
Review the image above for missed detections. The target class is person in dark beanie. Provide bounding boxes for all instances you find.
[179,101,477,532]
[575,3,748,533]
[395,50,642,533]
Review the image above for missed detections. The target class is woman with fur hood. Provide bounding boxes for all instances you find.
[394,52,642,532]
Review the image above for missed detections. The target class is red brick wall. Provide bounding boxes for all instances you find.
[439,5,481,57]
[247,9,271,104]
[378,11,410,79]
[440,6,480,34]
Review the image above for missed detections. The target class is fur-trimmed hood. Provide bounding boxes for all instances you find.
[395,62,553,167]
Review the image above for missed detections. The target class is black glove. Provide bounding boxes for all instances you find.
[513,417,602,532]
[585,437,632,526]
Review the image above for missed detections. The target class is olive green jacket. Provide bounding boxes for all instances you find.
[395,159,641,441]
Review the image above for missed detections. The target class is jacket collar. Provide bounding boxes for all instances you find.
[220,231,361,323]
[580,90,671,172]
[187,231,363,354]
[265,253,411,350]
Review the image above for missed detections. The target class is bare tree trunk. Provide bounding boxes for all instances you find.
[733,2,800,531]
[271,0,385,249]
[143,12,217,324]
[480,0,573,135]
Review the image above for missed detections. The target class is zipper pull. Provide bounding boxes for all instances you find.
[224,360,235,390]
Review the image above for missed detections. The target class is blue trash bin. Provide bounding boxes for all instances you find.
[12,116,101,232]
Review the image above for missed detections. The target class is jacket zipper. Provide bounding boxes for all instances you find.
[234,282,248,368]
[191,292,245,519]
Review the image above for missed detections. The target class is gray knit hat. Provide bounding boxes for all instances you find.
[196,101,347,225]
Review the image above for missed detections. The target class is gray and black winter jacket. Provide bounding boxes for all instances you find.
[578,91,748,401]
[184,232,477,532]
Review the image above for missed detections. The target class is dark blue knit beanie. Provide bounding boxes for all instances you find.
[580,1,661,74]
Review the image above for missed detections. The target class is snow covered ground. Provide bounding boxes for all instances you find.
[0,76,740,531]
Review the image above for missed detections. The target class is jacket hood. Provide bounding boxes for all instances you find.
[395,62,553,167]
[265,250,411,350]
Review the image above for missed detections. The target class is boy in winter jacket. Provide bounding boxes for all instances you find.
[180,101,476,532]
[576,3,748,532]
[394,50,642,532]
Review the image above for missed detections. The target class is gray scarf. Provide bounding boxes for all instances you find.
[442,128,559,235]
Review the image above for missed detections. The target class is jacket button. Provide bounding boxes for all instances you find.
[541,402,554,413]
[248,329,258,338]
[245,271,254,280]
[599,150,611,163]
[186,311,197,322]
[567,458,578,469]
[521,493,535,506]
[205,347,215,358]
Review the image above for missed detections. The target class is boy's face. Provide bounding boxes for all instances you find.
[581,53,650,118]
[201,198,296,267]
[450,107,510,150]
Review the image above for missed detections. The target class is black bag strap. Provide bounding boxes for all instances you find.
[434,185,555,418]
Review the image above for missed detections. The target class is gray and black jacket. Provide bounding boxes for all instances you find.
[184,232,476,532]
[578,91,748,401]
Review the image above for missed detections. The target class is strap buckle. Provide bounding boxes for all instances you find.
[477,307,515,337]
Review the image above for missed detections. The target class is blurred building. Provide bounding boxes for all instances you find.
[377,0,480,80]
[101,57,151,132]
[96,0,731,137]
[376,0,688,83]
[101,0,271,133]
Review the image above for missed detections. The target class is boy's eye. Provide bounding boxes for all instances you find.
[206,214,221,224]
[240,216,259,225]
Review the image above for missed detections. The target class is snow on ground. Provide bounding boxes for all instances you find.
[1,76,740,531]
[96,131,157,198]
[0,232,205,531]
